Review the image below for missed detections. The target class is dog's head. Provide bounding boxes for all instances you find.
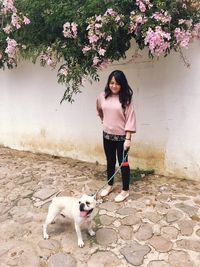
[79,194,96,218]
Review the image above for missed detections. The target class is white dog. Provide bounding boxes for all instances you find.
[43,194,96,247]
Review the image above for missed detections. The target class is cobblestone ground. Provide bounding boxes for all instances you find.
[0,146,200,267]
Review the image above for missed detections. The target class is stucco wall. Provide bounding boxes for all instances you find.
[0,41,200,180]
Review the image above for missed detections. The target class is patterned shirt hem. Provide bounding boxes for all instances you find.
[103,131,125,141]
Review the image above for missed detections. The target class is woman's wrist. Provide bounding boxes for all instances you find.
[125,131,132,141]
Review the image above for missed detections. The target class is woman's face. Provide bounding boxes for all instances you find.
[109,76,121,95]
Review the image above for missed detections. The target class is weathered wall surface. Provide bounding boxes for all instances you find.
[0,41,200,180]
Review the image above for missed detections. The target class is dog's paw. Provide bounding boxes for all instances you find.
[78,239,85,248]
[43,233,49,239]
[88,229,95,236]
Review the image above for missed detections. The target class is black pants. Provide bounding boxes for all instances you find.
[103,137,130,191]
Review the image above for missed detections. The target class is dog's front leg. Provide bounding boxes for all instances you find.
[88,219,95,236]
[74,222,84,247]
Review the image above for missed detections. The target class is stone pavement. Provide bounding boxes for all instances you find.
[0,147,200,267]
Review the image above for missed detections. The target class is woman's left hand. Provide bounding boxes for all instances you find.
[124,140,131,151]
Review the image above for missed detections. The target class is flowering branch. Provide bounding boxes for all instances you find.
[0,0,200,102]
[0,0,30,68]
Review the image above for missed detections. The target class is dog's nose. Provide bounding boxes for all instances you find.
[80,203,85,211]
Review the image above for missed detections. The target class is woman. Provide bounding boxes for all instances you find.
[96,70,136,202]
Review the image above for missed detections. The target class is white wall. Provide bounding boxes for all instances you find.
[0,41,200,180]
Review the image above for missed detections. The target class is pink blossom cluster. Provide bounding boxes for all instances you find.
[10,14,30,30]
[144,26,171,56]
[2,0,16,13]
[5,37,17,58]
[152,10,171,23]
[63,22,78,38]
[136,0,152,13]
[174,28,191,48]
[104,8,124,25]
[83,8,124,67]
[174,19,200,48]
[40,47,57,68]
[1,1,30,67]
[11,13,21,29]
[3,25,12,34]
[129,11,147,34]
[1,0,30,32]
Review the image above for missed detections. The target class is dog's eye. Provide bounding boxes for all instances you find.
[86,201,90,206]
[79,201,81,204]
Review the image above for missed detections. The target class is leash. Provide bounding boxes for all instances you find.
[93,149,129,199]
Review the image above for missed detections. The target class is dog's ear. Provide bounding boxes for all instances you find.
[89,194,97,203]
[91,194,96,200]
[86,193,96,199]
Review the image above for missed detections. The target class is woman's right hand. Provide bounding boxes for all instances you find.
[124,139,131,151]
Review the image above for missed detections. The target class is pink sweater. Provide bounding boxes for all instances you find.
[96,92,136,135]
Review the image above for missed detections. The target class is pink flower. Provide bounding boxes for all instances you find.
[98,48,106,56]
[115,15,121,22]
[93,56,100,65]
[23,16,31,25]
[178,19,186,25]
[106,35,112,42]
[144,27,171,56]
[46,58,53,66]
[136,0,152,12]
[152,11,171,23]
[59,67,68,76]
[64,22,70,28]
[129,14,147,34]
[135,15,143,24]
[88,34,99,44]
[86,24,91,30]
[95,15,102,22]
[139,2,146,12]
[174,28,191,48]
[3,24,12,34]
[95,23,102,29]
[3,0,17,13]
[71,22,78,37]
[136,0,146,12]
[63,22,77,38]
[11,13,21,29]
[105,8,117,17]
[5,37,18,58]
[82,46,91,54]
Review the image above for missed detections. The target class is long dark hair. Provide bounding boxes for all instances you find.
[104,70,133,108]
